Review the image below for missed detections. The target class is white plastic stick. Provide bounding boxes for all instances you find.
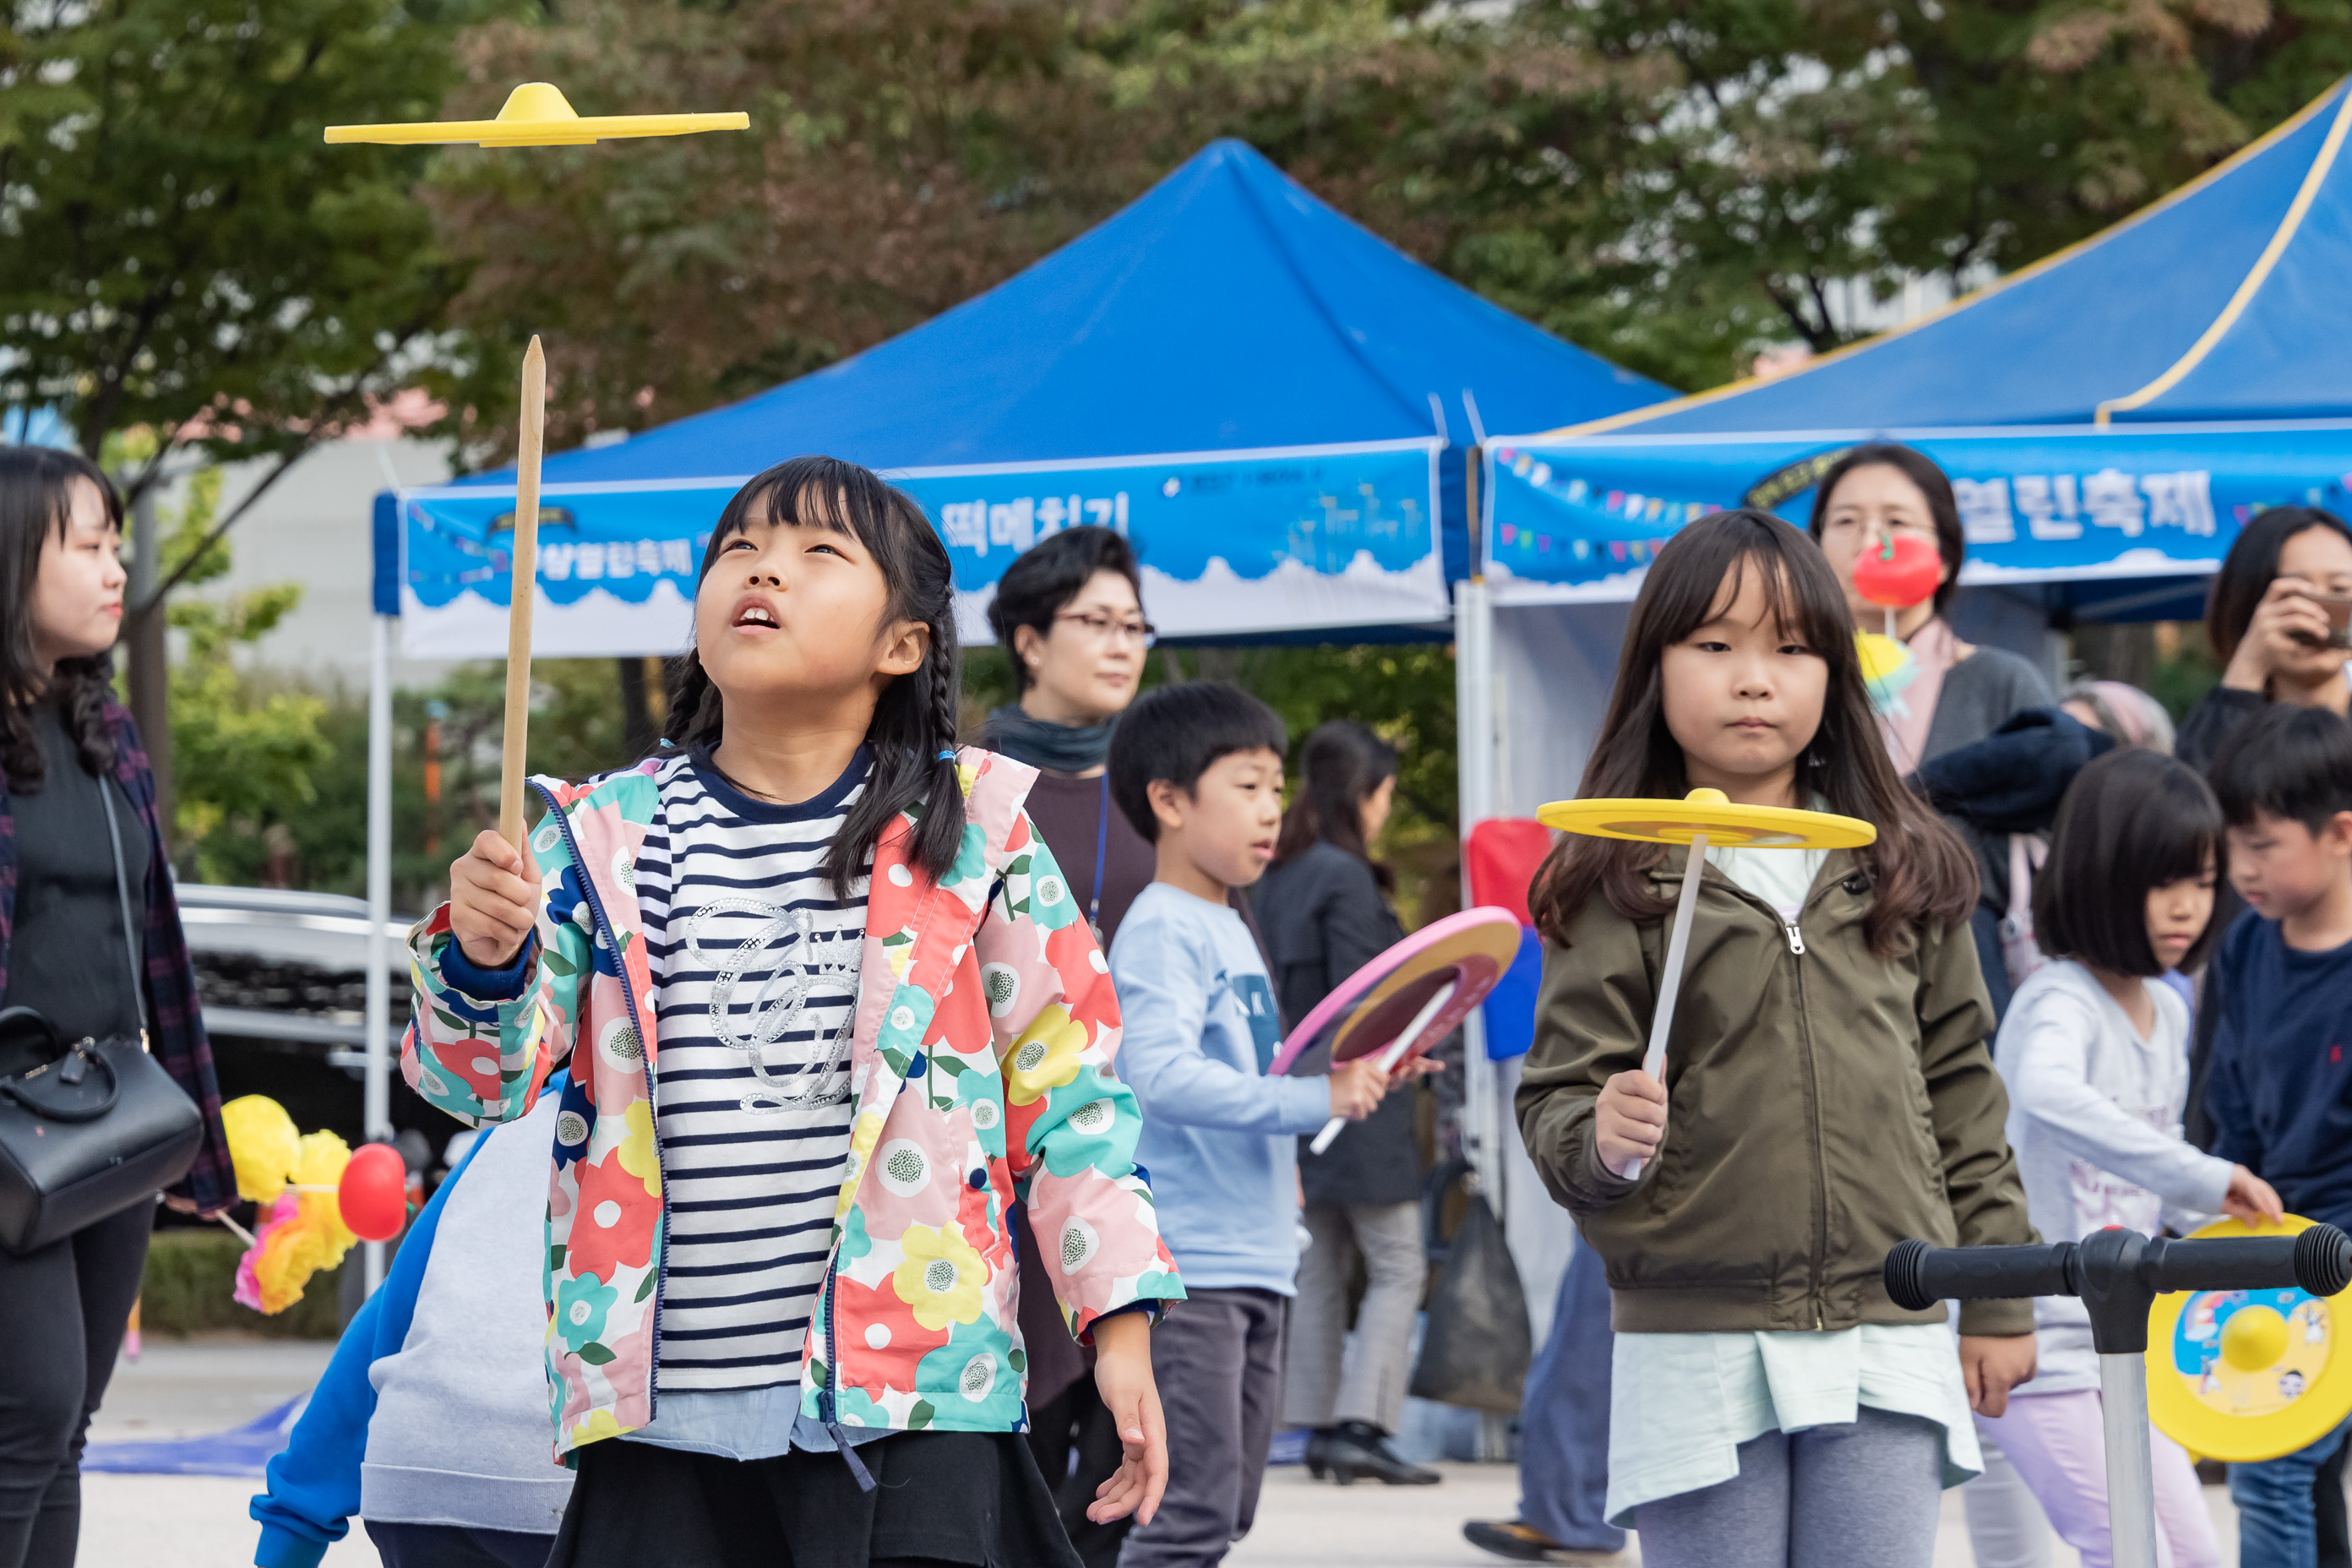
[1307,980,1458,1156]
[1884,606,1898,640]
[1625,831,1707,1179]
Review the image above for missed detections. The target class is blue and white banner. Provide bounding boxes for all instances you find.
[395,438,1447,657]
[1481,423,2352,604]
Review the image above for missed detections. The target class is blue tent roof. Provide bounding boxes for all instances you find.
[523,139,1667,486]
[1549,78,2352,437]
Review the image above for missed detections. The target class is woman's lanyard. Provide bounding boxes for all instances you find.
[1089,774,1109,944]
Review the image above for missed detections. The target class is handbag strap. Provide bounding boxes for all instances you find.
[95,772,149,1047]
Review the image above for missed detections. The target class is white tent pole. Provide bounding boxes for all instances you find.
[1455,559,1500,1201]
[363,611,395,1294]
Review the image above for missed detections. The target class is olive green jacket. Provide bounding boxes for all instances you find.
[1516,847,2036,1337]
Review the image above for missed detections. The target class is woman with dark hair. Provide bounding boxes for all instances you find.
[2174,505,2352,770]
[982,527,1155,943]
[0,447,236,1567]
[1809,444,2052,770]
[1253,721,1438,1489]
[979,528,1161,1566]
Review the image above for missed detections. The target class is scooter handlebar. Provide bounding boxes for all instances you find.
[1884,1226,2352,1313]
[1884,1239,2072,1311]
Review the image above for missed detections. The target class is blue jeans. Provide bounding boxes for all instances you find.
[2232,1414,2352,1568]
[1517,1236,1625,1553]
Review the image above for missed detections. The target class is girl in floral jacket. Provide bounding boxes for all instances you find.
[405,456,1181,1568]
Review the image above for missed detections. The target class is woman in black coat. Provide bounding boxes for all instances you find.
[1253,721,1438,1487]
[0,448,235,1567]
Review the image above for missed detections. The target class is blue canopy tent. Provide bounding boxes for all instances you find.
[1460,76,2352,847]
[374,137,1666,659]
[1482,77,2352,624]
[353,139,1669,1248]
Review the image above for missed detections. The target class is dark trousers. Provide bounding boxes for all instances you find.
[1517,1236,1625,1553]
[368,1520,558,1568]
[1116,1288,1286,1568]
[1026,1377,1133,1568]
[548,1431,1078,1568]
[0,1202,150,1568]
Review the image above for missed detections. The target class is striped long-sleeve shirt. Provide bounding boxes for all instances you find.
[635,747,868,1395]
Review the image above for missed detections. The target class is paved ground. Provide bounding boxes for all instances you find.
[76,1338,2247,1567]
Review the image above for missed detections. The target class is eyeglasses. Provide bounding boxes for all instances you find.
[1054,611,1157,648]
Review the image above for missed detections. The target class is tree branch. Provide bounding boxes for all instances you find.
[133,308,444,615]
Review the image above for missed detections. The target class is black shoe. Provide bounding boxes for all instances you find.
[1303,1426,1335,1480]
[1462,1520,1624,1563]
[1317,1419,1440,1485]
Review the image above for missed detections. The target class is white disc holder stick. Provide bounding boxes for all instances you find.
[1307,979,1457,1156]
[1623,831,1707,1181]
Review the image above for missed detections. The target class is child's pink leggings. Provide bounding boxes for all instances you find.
[1974,1389,2219,1568]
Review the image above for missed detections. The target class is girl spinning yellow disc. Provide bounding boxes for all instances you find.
[2148,1215,2352,1462]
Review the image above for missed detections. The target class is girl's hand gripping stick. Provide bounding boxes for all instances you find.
[1536,788,1876,1181]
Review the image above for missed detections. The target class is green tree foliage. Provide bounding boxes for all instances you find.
[139,466,335,878]
[235,659,635,903]
[419,0,2352,429]
[0,0,482,487]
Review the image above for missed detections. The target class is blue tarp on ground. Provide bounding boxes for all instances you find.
[386,139,1668,654]
[1484,79,2352,615]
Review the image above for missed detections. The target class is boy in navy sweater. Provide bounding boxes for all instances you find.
[2205,705,2352,1568]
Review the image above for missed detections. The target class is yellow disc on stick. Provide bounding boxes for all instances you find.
[1536,787,1876,850]
[326,82,748,147]
[2149,1215,2352,1463]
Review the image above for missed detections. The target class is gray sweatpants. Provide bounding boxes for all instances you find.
[1282,1202,1423,1435]
[1631,1407,1947,1568]
[1116,1288,1286,1568]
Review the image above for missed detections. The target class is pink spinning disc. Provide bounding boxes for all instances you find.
[1266,906,1524,1075]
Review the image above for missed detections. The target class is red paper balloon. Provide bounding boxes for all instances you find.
[340,1143,409,1242]
[1852,533,1941,608]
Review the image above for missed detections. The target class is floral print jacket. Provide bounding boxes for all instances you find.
[401,747,1183,1459]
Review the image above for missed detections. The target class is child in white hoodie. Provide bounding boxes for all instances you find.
[1988,749,2284,1568]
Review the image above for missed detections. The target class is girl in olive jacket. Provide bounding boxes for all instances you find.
[1515,510,2037,1568]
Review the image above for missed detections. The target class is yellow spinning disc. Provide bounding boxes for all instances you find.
[2148,1215,2352,1463]
[1535,787,1877,850]
[326,82,749,148]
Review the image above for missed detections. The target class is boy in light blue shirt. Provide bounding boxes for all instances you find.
[1106,683,1391,1568]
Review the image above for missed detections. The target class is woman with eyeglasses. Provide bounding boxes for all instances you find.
[1809,444,2052,773]
[981,526,1159,1568]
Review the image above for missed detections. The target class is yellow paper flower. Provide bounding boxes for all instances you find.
[1004,1005,1086,1107]
[221,1096,301,1203]
[615,1100,661,1198]
[893,1222,986,1331]
[241,1130,358,1314]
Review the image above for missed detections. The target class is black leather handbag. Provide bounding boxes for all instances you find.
[0,775,201,1255]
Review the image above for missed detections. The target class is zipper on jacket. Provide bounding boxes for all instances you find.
[533,781,670,1430]
[1692,863,1853,1328]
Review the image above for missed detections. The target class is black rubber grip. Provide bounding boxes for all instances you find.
[1884,1226,2352,1315]
[1884,1239,2073,1311]
[2144,1234,2302,1294]
[2297,1226,2352,1298]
